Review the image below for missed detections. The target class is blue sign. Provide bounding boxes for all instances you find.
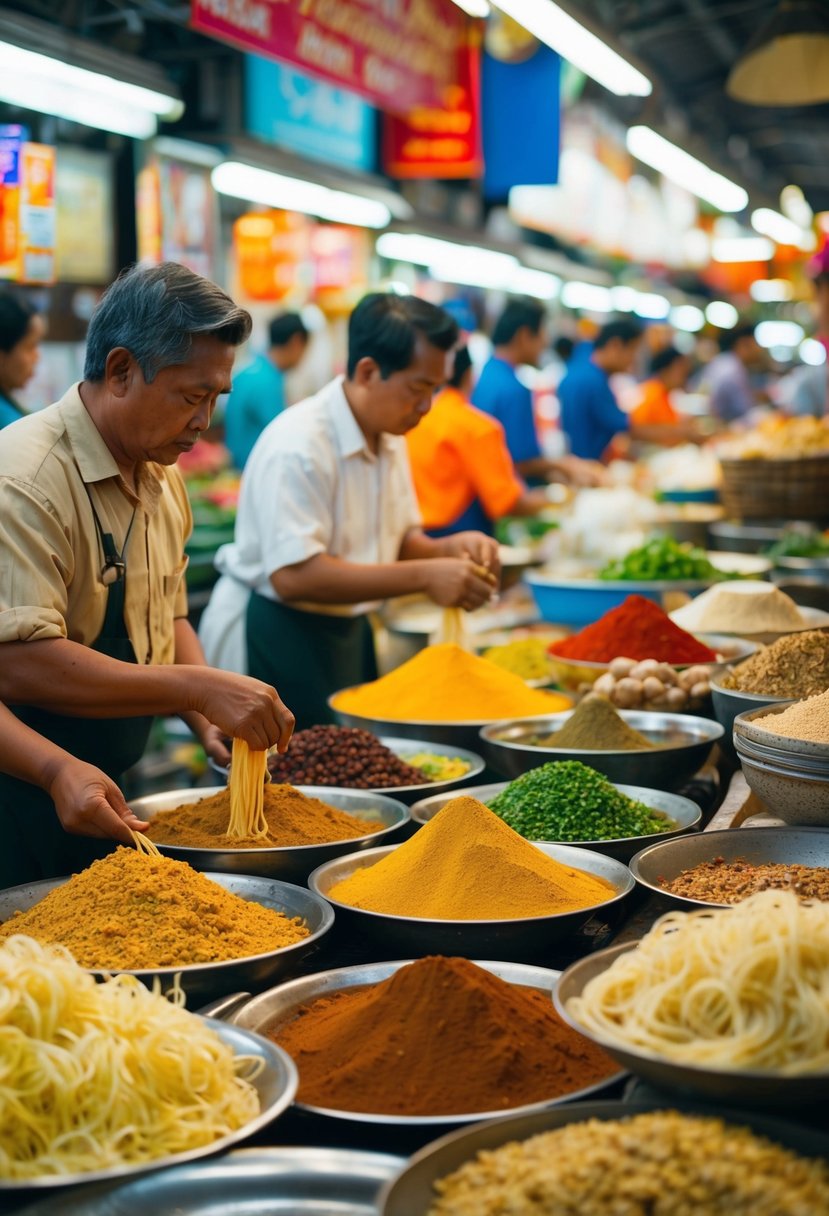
[482,44,561,202]
[245,56,376,174]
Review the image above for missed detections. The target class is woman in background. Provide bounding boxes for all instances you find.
[0,291,44,428]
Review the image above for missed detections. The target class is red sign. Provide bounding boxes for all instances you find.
[383,33,481,179]
[191,0,471,115]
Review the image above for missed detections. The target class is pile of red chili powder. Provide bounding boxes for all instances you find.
[274,956,617,1116]
[548,595,717,665]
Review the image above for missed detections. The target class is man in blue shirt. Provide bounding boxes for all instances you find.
[559,318,645,461]
[223,312,309,469]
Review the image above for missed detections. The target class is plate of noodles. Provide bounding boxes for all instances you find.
[0,935,298,1189]
[554,889,829,1105]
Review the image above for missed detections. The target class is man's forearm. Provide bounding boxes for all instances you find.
[0,638,200,718]
[0,702,70,791]
[272,554,432,605]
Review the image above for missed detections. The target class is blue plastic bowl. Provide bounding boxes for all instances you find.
[525,573,711,629]
[658,488,720,504]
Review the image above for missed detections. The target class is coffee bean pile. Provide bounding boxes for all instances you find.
[268,725,429,789]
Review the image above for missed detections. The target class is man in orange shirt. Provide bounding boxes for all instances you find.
[631,346,704,444]
[408,347,578,536]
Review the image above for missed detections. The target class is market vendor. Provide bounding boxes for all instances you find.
[0,262,294,887]
[0,290,44,429]
[630,346,705,445]
[200,292,500,729]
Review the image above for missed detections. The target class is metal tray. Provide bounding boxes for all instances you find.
[380,1100,829,1215]
[0,872,334,1001]
[15,1147,404,1214]
[555,940,829,1106]
[630,825,829,910]
[410,781,702,865]
[130,785,411,882]
[230,959,624,1125]
[307,843,632,962]
[480,710,723,791]
[1,1021,297,1193]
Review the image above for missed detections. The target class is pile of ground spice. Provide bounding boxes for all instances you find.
[722,629,829,698]
[327,795,615,919]
[145,783,382,849]
[753,687,829,744]
[331,643,571,723]
[0,848,309,968]
[274,956,617,1116]
[266,725,429,788]
[671,581,806,635]
[537,696,655,751]
[661,857,829,904]
[549,596,717,665]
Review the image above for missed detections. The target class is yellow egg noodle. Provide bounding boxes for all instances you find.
[129,828,161,857]
[227,737,268,838]
[567,890,829,1074]
[0,935,262,1180]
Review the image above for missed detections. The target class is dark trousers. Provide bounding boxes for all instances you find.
[246,594,378,731]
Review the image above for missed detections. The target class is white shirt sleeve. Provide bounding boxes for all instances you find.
[256,448,334,577]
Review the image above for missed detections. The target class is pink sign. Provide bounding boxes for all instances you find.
[191,0,471,114]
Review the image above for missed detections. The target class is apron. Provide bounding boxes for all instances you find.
[246,592,377,732]
[0,504,154,888]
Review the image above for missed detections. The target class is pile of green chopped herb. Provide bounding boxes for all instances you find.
[598,536,730,583]
[487,760,674,842]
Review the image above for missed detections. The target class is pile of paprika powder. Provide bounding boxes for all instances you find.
[548,595,717,665]
[273,956,617,1116]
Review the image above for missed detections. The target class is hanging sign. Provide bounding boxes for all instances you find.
[382,31,481,179]
[1,140,56,284]
[0,125,25,280]
[482,41,561,202]
[191,0,470,114]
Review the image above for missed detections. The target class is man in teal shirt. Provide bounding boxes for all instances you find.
[224,312,308,469]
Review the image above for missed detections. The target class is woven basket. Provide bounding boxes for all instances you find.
[719,454,829,522]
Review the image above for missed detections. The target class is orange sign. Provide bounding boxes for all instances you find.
[233,210,311,301]
[0,137,55,283]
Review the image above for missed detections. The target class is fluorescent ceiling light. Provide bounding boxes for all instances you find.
[756,320,805,348]
[712,236,774,262]
[0,38,182,138]
[376,232,559,298]
[751,207,816,251]
[633,291,670,320]
[705,301,739,328]
[561,281,614,313]
[611,286,638,312]
[493,0,651,97]
[509,266,561,300]
[626,126,748,213]
[800,338,827,366]
[450,0,490,14]
[781,184,813,229]
[670,305,705,332]
[750,278,794,303]
[212,162,391,229]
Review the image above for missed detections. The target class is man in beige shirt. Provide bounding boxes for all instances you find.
[0,262,294,885]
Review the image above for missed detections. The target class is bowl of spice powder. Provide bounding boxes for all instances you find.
[230,956,623,1125]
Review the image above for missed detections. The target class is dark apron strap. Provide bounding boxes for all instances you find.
[246,594,377,732]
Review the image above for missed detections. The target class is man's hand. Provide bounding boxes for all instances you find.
[423,558,497,612]
[47,760,148,843]
[551,455,608,487]
[197,722,232,769]
[441,531,501,581]
[191,670,295,753]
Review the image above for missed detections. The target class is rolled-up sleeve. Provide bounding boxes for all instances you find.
[0,478,72,642]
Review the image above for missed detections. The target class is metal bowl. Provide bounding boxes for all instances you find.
[629,826,829,911]
[546,633,756,694]
[770,572,829,613]
[555,943,829,1106]
[0,873,334,1002]
[207,738,487,806]
[479,711,723,790]
[230,959,624,1125]
[131,786,410,882]
[0,1019,297,1192]
[379,1100,829,1214]
[411,781,701,865]
[17,1148,407,1215]
[736,749,829,826]
[308,843,632,962]
[328,695,572,752]
[709,519,791,554]
[775,554,829,577]
[710,677,791,747]
[735,702,829,763]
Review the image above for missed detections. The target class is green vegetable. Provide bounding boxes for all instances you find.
[766,528,829,559]
[487,760,673,842]
[598,536,730,583]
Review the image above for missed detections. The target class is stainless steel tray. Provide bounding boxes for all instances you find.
[380,1100,829,1215]
[1,1021,296,1193]
[0,872,334,1001]
[15,1147,404,1213]
[230,959,624,1125]
[130,785,411,882]
[410,781,702,864]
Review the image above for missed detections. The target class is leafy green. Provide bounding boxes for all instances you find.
[598,536,730,582]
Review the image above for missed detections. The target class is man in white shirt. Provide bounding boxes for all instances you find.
[200,293,499,727]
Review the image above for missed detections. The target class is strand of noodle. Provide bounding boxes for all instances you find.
[0,935,262,1180]
[128,829,161,857]
[226,738,268,838]
[567,890,829,1075]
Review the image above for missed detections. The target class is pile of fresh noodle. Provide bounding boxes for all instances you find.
[0,935,262,1180]
[566,889,829,1074]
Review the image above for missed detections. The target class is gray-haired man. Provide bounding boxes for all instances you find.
[0,262,294,885]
